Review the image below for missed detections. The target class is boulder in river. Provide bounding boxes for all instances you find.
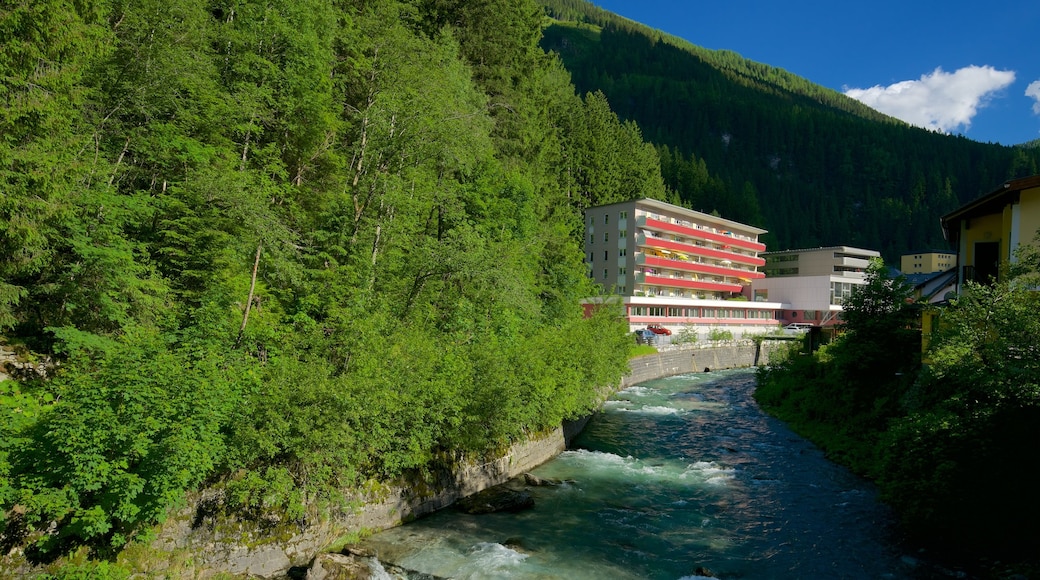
[522,473,561,486]
[455,485,534,514]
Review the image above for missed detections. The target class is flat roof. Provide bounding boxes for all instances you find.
[587,198,768,235]
[762,245,880,256]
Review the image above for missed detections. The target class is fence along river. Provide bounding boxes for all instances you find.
[359,369,932,579]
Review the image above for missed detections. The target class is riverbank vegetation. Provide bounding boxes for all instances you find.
[756,253,1040,572]
[0,0,656,565]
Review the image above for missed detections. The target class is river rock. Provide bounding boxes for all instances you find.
[306,553,368,579]
[522,473,561,486]
[455,485,534,514]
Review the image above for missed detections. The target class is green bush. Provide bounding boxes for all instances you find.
[706,327,732,341]
[4,327,240,555]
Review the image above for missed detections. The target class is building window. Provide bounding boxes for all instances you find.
[668,307,682,317]
[620,248,627,257]
[588,233,593,243]
[648,307,665,317]
[588,253,593,262]
[604,215,609,225]
[619,229,627,238]
[604,232,609,242]
[603,269,608,279]
[619,211,627,220]
[619,267,626,276]
[618,286,626,294]
[604,250,608,260]
[831,281,853,305]
[631,306,646,316]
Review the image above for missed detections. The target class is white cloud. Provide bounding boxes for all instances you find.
[843,66,1016,133]
[1027,80,1040,115]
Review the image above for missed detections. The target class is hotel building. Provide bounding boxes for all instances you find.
[584,199,782,337]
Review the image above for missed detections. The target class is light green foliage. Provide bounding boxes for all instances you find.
[7,327,241,553]
[1,0,638,561]
[706,327,732,341]
[673,324,698,344]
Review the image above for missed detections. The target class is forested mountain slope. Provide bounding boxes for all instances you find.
[0,0,663,564]
[540,0,1040,257]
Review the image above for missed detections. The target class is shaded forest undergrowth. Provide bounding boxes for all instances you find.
[755,256,1040,577]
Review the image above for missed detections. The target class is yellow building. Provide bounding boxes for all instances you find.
[940,175,1040,293]
[900,251,956,274]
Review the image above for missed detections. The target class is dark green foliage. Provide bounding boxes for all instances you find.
[754,262,921,473]
[880,246,1040,561]
[757,245,1040,569]
[539,2,1040,257]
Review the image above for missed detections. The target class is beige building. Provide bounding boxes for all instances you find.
[761,246,879,278]
[752,246,881,326]
[900,251,956,274]
[584,199,781,338]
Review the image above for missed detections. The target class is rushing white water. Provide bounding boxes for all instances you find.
[360,369,923,579]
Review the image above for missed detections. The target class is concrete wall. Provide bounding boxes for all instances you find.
[623,340,784,387]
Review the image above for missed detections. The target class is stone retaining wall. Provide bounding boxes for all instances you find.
[149,428,569,577]
[623,340,785,387]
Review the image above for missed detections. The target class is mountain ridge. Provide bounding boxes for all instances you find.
[539,0,1040,258]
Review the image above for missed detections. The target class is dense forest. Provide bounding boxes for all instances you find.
[540,0,1040,258]
[0,0,670,566]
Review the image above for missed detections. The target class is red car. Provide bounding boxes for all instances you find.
[647,324,672,336]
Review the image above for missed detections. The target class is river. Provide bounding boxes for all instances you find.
[359,369,936,579]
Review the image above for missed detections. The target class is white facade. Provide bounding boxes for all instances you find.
[752,246,881,326]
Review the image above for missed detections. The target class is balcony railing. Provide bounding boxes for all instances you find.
[635,273,743,293]
[636,254,764,281]
[636,215,766,252]
[636,233,765,268]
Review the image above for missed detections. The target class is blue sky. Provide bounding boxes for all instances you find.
[589,1,1040,146]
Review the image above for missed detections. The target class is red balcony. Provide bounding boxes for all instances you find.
[639,274,743,293]
[638,235,766,267]
[640,217,766,252]
[639,255,765,281]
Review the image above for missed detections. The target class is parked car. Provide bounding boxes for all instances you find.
[647,324,672,336]
[634,329,657,344]
[783,323,813,334]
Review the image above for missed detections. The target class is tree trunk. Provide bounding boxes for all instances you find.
[236,243,262,347]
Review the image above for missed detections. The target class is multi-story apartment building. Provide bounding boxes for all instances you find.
[900,251,957,274]
[752,246,881,326]
[584,199,781,337]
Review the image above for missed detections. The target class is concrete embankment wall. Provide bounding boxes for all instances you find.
[142,341,786,577]
[623,339,785,387]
